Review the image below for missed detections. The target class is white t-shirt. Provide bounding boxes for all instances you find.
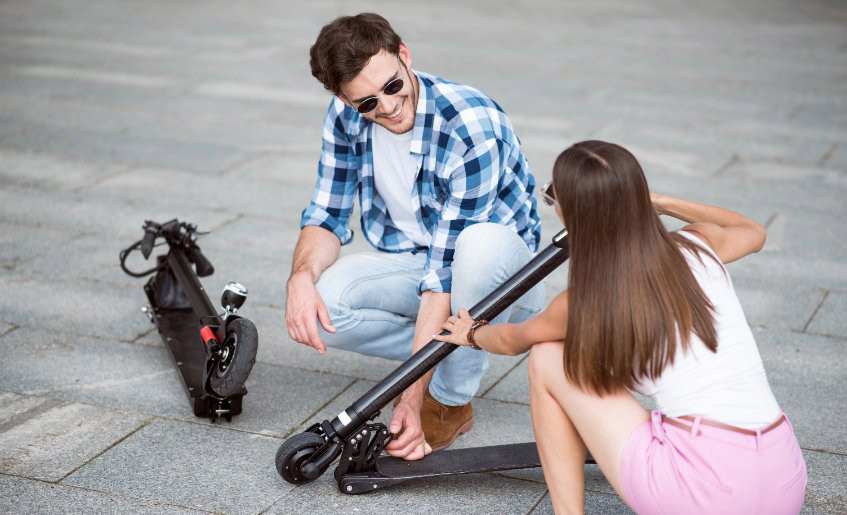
[372,124,431,247]
[631,231,781,429]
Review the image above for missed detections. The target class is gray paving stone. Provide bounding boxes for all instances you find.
[0,327,352,436]
[220,362,354,438]
[0,475,206,515]
[0,328,188,414]
[0,183,235,241]
[757,328,847,454]
[0,275,153,341]
[803,449,847,514]
[0,117,245,174]
[806,291,847,338]
[531,490,633,514]
[0,0,844,513]
[0,148,126,191]
[734,280,827,332]
[63,419,287,515]
[0,222,76,271]
[0,392,147,481]
[267,466,546,515]
[86,166,308,220]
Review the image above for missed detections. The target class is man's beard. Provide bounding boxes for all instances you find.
[374,95,415,135]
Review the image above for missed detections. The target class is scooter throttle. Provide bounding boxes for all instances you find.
[187,245,215,277]
[141,227,157,259]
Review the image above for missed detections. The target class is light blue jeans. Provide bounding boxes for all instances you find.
[316,223,545,406]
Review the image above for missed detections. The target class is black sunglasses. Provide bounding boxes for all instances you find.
[540,182,555,206]
[353,77,405,114]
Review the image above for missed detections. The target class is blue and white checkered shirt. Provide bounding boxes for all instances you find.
[300,71,541,294]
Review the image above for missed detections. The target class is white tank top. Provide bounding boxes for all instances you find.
[372,124,431,247]
[631,231,781,429]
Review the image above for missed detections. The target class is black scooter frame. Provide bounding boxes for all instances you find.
[121,220,254,422]
[278,229,594,493]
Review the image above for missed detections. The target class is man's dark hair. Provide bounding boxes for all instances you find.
[309,13,402,95]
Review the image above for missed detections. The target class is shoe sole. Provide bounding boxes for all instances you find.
[430,418,474,453]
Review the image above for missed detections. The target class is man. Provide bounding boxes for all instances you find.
[286,13,544,461]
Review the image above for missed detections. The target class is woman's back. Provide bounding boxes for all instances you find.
[632,230,781,428]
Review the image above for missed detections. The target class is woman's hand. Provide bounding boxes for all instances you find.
[433,308,475,346]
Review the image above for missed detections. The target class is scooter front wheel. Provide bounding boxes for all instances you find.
[276,432,326,484]
[209,317,258,397]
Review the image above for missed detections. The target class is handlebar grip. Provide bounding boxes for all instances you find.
[187,246,215,277]
[141,231,156,259]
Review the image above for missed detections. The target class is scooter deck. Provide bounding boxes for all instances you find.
[145,289,244,419]
[338,442,595,494]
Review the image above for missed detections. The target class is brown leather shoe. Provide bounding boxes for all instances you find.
[420,390,473,451]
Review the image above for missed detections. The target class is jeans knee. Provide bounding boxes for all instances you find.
[453,223,529,293]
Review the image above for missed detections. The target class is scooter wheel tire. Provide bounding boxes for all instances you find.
[276,432,326,484]
[209,317,258,397]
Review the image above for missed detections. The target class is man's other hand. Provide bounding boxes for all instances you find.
[285,270,335,354]
[385,401,432,460]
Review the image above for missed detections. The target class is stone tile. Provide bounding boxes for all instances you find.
[734,280,827,331]
[0,392,148,481]
[266,467,546,515]
[806,291,847,338]
[219,362,354,438]
[531,490,633,514]
[0,475,206,515]
[63,419,287,515]
[86,166,308,220]
[0,183,235,242]
[757,328,847,454]
[803,449,847,514]
[0,328,189,415]
[0,148,126,191]
[0,275,153,342]
[0,222,77,271]
[0,118,245,174]
[0,327,352,436]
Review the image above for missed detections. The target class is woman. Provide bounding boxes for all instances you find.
[434,141,807,515]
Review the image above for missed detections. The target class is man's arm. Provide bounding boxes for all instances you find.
[386,133,507,460]
[385,291,450,459]
[285,226,341,354]
[287,99,359,353]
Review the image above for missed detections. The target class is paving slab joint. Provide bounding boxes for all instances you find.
[0,323,20,339]
[282,377,358,439]
[816,143,838,167]
[480,354,529,398]
[58,416,156,483]
[802,289,831,333]
[712,154,741,177]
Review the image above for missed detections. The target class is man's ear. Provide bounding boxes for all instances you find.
[336,94,353,109]
[398,42,412,68]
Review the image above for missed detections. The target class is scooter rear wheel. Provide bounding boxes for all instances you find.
[276,432,326,484]
[209,317,258,397]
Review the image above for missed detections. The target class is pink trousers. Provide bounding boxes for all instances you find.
[620,410,807,515]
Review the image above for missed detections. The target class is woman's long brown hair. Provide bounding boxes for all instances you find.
[553,141,718,395]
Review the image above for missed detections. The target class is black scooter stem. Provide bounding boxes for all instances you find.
[328,229,569,438]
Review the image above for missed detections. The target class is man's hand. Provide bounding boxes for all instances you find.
[285,270,335,354]
[385,401,432,460]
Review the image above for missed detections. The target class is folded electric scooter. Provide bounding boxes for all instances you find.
[120,219,258,422]
[276,229,593,493]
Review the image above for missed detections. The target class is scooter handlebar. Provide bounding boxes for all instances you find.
[187,246,215,277]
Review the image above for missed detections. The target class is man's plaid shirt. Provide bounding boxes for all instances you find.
[300,71,541,294]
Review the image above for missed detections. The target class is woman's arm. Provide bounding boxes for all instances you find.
[434,291,569,355]
[651,193,767,264]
